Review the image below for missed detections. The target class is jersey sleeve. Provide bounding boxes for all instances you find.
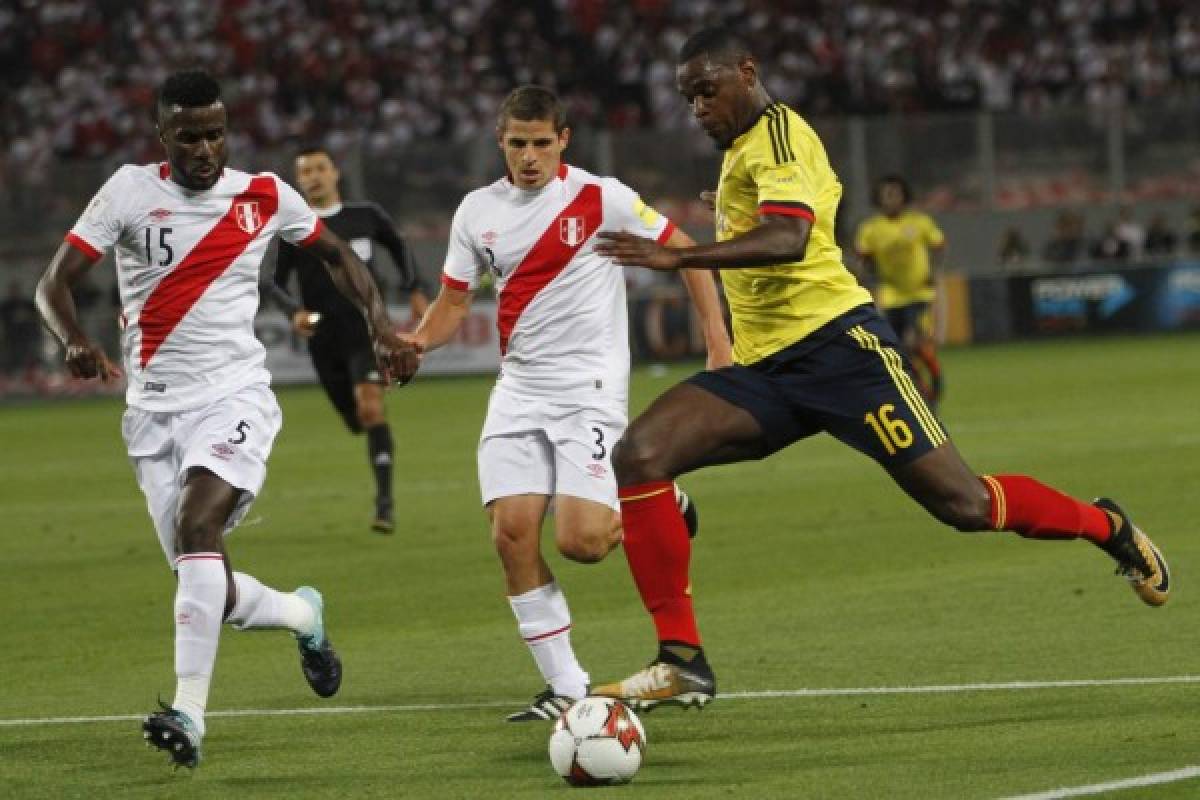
[66,167,132,261]
[748,137,820,223]
[370,204,423,292]
[602,178,675,243]
[922,214,946,249]
[441,199,483,291]
[273,175,323,246]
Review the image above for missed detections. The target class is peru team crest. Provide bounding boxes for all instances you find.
[560,216,586,247]
[234,201,263,234]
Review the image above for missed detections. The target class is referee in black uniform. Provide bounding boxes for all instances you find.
[272,146,430,533]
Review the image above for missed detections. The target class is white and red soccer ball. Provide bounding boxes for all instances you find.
[548,697,646,786]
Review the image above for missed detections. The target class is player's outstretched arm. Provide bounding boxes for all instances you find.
[597,215,811,271]
[408,284,472,353]
[305,226,419,383]
[664,227,733,369]
[35,242,122,381]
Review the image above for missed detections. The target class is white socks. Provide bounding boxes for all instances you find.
[171,560,319,736]
[172,554,227,736]
[225,572,316,635]
[509,581,589,699]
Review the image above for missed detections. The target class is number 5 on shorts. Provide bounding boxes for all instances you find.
[864,403,912,456]
[229,420,250,445]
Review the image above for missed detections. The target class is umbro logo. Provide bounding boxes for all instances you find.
[211,442,236,460]
[149,208,172,221]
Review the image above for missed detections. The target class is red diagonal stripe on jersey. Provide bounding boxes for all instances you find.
[497,184,602,354]
[138,176,279,368]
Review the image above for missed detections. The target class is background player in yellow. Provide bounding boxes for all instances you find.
[591,26,1169,712]
[855,175,946,406]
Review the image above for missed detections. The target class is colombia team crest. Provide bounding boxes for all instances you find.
[234,200,263,234]
[560,216,586,247]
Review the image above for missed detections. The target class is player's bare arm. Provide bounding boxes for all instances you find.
[596,214,811,271]
[408,284,472,352]
[408,287,431,321]
[35,242,123,381]
[305,226,419,383]
[666,227,733,369]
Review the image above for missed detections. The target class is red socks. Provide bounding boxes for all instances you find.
[618,481,701,647]
[981,474,1112,544]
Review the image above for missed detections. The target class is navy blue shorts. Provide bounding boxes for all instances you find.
[687,305,948,466]
[884,301,933,343]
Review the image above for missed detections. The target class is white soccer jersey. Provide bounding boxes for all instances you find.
[67,163,322,411]
[442,164,675,405]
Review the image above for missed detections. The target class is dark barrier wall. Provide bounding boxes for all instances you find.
[972,263,1200,342]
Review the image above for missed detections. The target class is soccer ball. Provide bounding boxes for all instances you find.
[548,697,646,786]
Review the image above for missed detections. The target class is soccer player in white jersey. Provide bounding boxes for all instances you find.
[34,71,417,768]
[404,86,732,721]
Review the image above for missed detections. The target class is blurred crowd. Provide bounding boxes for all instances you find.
[996,206,1200,270]
[3,0,1200,173]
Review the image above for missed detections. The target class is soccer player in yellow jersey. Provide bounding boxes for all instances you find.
[855,175,946,405]
[591,27,1170,711]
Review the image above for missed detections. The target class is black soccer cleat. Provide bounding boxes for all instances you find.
[142,704,202,769]
[294,587,343,697]
[371,497,394,534]
[505,686,578,722]
[1094,497,1169,607]
[675,485,699,539]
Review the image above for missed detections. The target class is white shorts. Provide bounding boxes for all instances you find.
[478,387,626,510]
[121,383,282,566]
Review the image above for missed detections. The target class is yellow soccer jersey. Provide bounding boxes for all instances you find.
[854,211,945,309]
[715,102,872,365]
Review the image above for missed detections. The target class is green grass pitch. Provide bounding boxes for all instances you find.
[2,333,1198,798]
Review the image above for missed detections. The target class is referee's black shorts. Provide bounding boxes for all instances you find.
[687,304,947,466]
[308,316,384,433]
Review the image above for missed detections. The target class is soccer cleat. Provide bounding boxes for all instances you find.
[1094,497,1169,607]
[505,686,578,722]
[142,704,202,769]
[294,586,343,697]
[371,497,394,534]
[675,484,699,539]
[592,661,716,712]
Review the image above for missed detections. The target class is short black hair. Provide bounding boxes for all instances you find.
[157,70,221,113]
[295,145,334,161]
[874,174,913,205]
[678,27,751,65]
[497,85,567,133]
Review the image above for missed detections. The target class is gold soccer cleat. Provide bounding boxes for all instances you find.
[592,662,715,712]
[1095,497,1170,607]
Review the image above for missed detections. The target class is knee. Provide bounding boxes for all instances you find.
[355,397,385,429]
[491,517,535,560]
[930,481,993,532]
[175,507,225,553]
[557,524,618,564]
[612,430,671,485]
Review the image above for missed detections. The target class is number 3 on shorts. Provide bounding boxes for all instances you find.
[864,403,912,456]
[590,426,606,461]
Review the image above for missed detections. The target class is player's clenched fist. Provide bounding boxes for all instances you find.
[374,331,422,386]
[64,338,123,382]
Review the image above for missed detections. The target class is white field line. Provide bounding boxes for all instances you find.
[1,674,1197,729]
[999,765,1200,799]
